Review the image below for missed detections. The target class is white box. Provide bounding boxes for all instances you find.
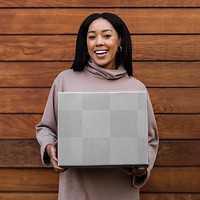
[58,91,148,168]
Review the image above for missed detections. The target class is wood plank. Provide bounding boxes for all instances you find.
[0,193,58,200]
[0,114,41,139]
[0,88,199,113]
[0,36,75,61]
[0,168,199,192]
[132,35,200,61]
[156,114,200,139]
[1,35,200,61]
[0,168,59,192]
[1,61,200,87]
[0,0,200,7]
[0,114,42,140]
[0,140,43,167]
[142,167,200,192]
[0,193,199,200]
[149,88,200,113]
[0,114,199,140]
[0,140,200,167]
[1,9,200,34]
[155,140,200,166]
[134,62,200,87]
[0,88,49,113]
[0,62,68,87]
[141,193,200,200]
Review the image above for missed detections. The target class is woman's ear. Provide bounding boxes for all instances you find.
[118,37,122,46]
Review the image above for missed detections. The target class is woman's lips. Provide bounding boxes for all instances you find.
[94,50,108,58]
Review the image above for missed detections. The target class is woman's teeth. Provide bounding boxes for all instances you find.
[95,50,107,55]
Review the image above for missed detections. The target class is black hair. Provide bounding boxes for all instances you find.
[71,12,133,76]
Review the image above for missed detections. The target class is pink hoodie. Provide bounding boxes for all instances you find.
[36,61,159,200]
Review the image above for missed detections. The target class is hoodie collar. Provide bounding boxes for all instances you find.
[85,60,127,80]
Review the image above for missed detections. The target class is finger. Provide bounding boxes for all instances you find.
[49,145,58,162]
[121,168,133,176]
[51,158,60,170]
[134,167,147,176]
[138,167,147,173]
[54,166,66,172]
[52,142,59,161]
[51,158,65,172]
[131,167,137,173]
[51,157,59,167]
[136,167,144,173]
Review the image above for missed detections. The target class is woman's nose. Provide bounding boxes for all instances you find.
[96,36,104,46]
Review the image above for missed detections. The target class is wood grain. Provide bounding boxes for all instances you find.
[0,193,199,200]
[134,62,200,87]
[0,88,49,113]
[0,61,200,87]
[0,193,58,200]
[149,88,200,113]
[1,9,200,34]
[0,168,199,192]
[0,88,199,113]
[0,114,41,139]
[0,36,75,61]
[155,140,200,166]
[1,36,200,61]
[142,167,200,192]
[132,35,200,61]
[0,140,199,167]
[0,0,200,7]
[0,62,68,87]
[0,168,59,192]
[0,140,43,167]
[156,114,200,139]
[141,193,200,200]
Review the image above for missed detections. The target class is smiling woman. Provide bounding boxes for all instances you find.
[71,13,133,76]
[87,18,121,69]
[36,12,159,200]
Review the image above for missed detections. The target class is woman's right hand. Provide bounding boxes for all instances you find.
[46,142,65,172]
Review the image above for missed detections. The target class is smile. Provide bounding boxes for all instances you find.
[94,50,108,56]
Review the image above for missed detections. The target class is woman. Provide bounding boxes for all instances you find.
[36,12,159,200]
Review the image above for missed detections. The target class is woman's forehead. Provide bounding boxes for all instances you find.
[88,18,115,32]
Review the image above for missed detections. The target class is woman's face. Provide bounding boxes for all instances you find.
[87,18,121,69]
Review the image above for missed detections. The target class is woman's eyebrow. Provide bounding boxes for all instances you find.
[88,29,113,34]
[102,29,113,32]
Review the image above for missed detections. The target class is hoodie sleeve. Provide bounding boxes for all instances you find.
[133,96,159,188]
[36,82,58,167]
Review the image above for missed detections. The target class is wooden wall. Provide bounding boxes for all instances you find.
[0,1,200,199]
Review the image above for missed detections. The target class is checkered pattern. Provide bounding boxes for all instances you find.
[58,92,148,167]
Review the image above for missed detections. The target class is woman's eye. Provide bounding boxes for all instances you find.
[88,35,95,39]
[104,34,111,38]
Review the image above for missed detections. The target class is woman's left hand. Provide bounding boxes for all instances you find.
[46,142,66,172]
